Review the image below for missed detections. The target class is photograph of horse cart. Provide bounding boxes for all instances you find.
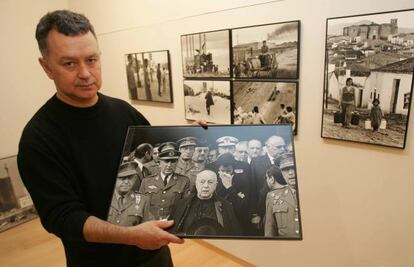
[232,21,300,80]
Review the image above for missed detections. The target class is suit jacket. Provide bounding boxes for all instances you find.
[169,193,241,236]
[250,154,273,216]
[139,172,190,220]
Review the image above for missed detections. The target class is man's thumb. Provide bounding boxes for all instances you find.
[156,220,174,229]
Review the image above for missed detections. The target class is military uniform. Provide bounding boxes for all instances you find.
[108,192,152,226]
[175,158,196,177]
[264,186,300,237]
[139,173,190,220]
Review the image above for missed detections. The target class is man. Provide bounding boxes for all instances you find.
[205,89,214,116]
[259,40,269,67]
[250,135,287,233]
[207,149,218,164]
[169,170,241,236]
[130,143,154,192]
[276,152,297,195]
[175,137,197,177]
[143,58,152,101]
[126,54,138,100]
[17,10,181,267]
[247,139,263,164]
[216,136,238,156]
[214,153,252,234]
[185,141,210,191]
[264,166,300,238]
[156,63,162,96]
[144,143,161,175]
[108,162,153,226]
[234,141,249,163]
[139,142,190,220]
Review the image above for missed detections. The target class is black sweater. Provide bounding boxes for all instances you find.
[17,93,160,266]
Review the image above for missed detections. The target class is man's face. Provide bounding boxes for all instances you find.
[234,143,249,162]
[208,149,218,163]
[116,175,136,195]
[266,137,286,158]
[193,147,209,162]
[218,145,235,156]
[152,148,160,163]
[196,171,218,200]
[281,166,296,186]
[159,158,178,175]
[39,30,101,107]
[179,146,195,161]
[265,173,274,189]
[248,140,262,158]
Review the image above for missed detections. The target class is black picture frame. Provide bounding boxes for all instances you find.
[232,20,300,80]
[232,80,298,134]
[321,9,414,149]
[107,124,302,240]
[0,155,38,232]
[125,50,173,103]
[181,30,231,79]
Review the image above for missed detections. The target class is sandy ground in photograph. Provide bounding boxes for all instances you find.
[274,47,297,78]
[185,93,230,124]
[234,82,296,124]
[136,74,171,102]
[184,71,229,78]
[322,104,406,148]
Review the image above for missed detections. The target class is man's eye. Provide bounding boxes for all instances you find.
[63,62,75,67]
[87,58,98,64]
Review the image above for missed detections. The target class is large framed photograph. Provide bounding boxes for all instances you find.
[0,155,37,232]
[107,125,302,240]
[181,30,231,78]
[183,80,231,124]
[125,50,173,103]
[233,81,298,134]
[321,9,414,148]
[232,21,300,79]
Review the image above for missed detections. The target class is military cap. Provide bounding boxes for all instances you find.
[216,136,239,147]
[118,161,138,177]
[276,152,294,169]
[158,142,181,160]
[177,137,198,148]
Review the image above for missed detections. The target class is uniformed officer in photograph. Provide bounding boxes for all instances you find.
[139,142,190,220]
[264,165,300,238]
[276,152,297,195]
[129,143,154,192]
[215,136,239,156]
[107,162,152,226]
[169,170,241,236]
[175,137,198,177]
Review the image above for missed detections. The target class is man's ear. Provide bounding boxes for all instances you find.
[38,57,54,80]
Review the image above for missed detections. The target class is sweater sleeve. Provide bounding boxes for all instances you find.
[17,141,90,242]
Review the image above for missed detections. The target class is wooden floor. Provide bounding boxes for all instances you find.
[0,218,254,267]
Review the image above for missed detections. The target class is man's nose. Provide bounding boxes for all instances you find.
[78,62,91,79]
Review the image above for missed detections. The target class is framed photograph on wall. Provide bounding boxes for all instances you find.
[321,9,414,148]
[0,155,37,232]
[183,80,231,124]
[233,81,298,134]
[181,30,231,78]
[232,20,300,80]
[107,124,302,240]
[125,50,173,103]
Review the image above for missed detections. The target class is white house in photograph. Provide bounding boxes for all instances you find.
[365,57,413,114]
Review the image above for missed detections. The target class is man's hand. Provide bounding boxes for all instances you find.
[128,220,184,250]
[192,120,208,128]
[218,171,233,189]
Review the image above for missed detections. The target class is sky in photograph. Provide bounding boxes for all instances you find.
[181,30,230,69]
[184,80,230,95]
[232,22,298,46]
[328,10,414,35]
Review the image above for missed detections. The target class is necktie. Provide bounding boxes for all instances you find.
[118,196,124,209]
[163,176,168,186]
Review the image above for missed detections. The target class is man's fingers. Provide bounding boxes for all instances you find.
[155,219,174,229]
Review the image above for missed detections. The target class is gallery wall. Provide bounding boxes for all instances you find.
[1,0,413,266]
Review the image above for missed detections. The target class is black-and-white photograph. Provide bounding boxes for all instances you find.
[233,81,298,134]
[181,30,230,78]
[0,156,37,232]
[184,80,231,124]
[125,50,173,103]
[322,9,414,148]
[232,21,300,79]
[107,125,302,240]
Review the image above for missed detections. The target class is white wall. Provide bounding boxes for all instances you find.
[1,0,414,266]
